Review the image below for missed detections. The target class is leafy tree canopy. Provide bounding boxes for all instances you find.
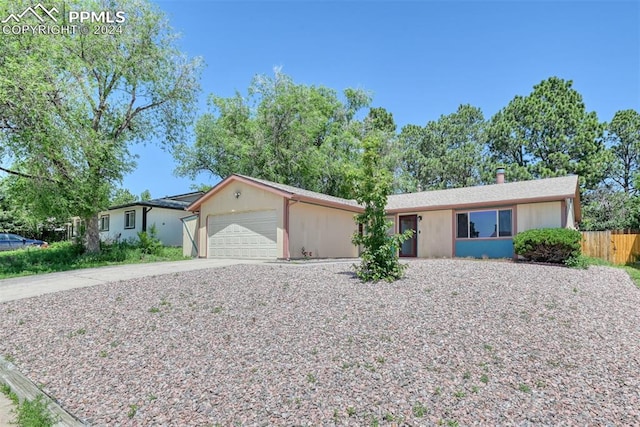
[487,77,609,189]
[110,188,139,206]
[580,185,640,231]
[399,104,490,191]
[174,68,371,199]
[0,0,202,251]
[607,109,640,194]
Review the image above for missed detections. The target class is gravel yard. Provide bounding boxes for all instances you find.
[0,259,639,426]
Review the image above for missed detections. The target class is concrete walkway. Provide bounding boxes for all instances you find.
[0,258,267,304]
[0,258,267,426]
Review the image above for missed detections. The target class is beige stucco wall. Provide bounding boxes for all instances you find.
[565,198,576,229]
[197,182,285,258]
[517,201,562,232]
[418,209,453,258]
[182,216,198,257]
[289,202,359,258]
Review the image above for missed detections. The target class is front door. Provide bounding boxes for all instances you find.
[399,215,418,257]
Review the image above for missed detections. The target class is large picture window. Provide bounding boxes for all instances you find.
[456,209,512,239]
[124,210,136,229]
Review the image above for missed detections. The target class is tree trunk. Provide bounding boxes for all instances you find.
[85,215,100,253]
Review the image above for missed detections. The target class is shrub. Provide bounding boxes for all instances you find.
[137,224,163,256]
[564,254,589,269]
[513,228,582,264]
[352,134,413,282]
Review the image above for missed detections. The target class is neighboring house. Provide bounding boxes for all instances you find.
[185,171,580,260]
[99,192,203,247]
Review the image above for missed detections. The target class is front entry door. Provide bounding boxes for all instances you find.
[399,215,418,257]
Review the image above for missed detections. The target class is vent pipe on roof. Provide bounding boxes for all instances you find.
[496,168,505,184]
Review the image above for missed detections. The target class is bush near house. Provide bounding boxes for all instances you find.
[513,228,582,264]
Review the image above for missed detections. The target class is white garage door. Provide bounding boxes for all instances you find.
[207,210,277,259]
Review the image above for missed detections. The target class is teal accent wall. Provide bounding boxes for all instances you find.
[455,239,514,258]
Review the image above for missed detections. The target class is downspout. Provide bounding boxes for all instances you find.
[142,207,153,232]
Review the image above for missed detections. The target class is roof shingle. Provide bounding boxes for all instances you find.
[235,174,362,208]
[386,175,579,211]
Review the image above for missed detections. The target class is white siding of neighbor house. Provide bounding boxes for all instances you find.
[419,209,453,258]
[288,202,359,258]
[197,181,285,258]
[147,209,187,246]
[99,207,186,246]
[99,207,141,243]
[516,201,562,232]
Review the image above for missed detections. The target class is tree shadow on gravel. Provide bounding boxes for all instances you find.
[336,270,358,279]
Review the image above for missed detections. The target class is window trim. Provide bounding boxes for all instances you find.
[124,210,136,229]
[455,208,513,240]
[99,214,110,232]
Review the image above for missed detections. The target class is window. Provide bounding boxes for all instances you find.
[498,210,512,237]
[456,209,512,239]
[99,215,110,231]
[456,213,469,238]
[124,210,135,229]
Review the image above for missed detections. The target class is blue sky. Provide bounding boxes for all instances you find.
[125,0,640,198]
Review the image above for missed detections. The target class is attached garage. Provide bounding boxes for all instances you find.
[207,210,277,259]
[186,174,363,260]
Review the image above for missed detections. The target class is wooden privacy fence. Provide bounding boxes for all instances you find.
[581,230,640,265]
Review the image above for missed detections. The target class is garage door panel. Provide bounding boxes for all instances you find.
[207,210,277,259]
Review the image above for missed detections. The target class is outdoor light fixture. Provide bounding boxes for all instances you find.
[234,191,241,199]
[418,215,422,221]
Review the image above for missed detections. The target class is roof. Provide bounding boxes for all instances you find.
[386,175,580,212]
[187,174,580,218]
[235,174,362,209]
[187,174,363,212]
[107,192,205,211]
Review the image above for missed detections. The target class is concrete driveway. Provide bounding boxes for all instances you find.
[0,258,267,304]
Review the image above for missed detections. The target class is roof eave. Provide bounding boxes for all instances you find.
[106,201,187,211]
[186,175,294,211]
[386,193,579,214]
[292,195,364,212]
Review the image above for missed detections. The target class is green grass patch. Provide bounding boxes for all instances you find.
[1,383,56,427]
[0,241,188,279]
[622,265,640,287]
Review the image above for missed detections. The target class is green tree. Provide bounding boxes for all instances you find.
[399,104,489,191]
[0,178,68,239]
[607,109,640,195]
[140,189,152,201]
[0,178,37,234]
[0,0,202,252]
[174,69,370,198]
[487,77,609,189]
[110,188,138,206]
[580,186,639,230]
[364,107,408,193]
[352,133,413,282]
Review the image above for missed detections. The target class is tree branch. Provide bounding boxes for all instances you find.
[0,166,58,183]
